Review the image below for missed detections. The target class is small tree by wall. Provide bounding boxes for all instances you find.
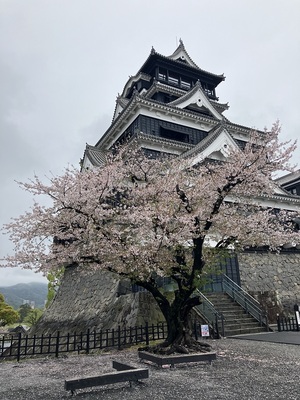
[0,293,19,327]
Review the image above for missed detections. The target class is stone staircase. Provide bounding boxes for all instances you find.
[203,292,267,336]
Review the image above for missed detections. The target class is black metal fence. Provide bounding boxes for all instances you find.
[0,320,210,362]
[277,316,300,332]
[0,322,167,362]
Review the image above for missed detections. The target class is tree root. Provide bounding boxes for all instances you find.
[138,334,212,355]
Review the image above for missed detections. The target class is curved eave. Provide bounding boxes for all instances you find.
[265,193,300,203]
[226,121,264,136]
[112,96,130,122]
[136,96,219,124]
[211,100,229,113]
[145,81,229,113]
[136,132,194,151]
[167,39,200,69]
[275,170,300,186]
[168,81,206,106]
[224,191,300,213]
[95,94,221,149]
[246,192,300,211]
[120,72,152,98]
[139,47,225,86]
[97,92,265,153]
[145,81,190,99]
[167,81,223,120]
[182,124,240,162]
[83,144,107,168]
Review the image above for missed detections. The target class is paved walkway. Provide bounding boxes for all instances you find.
[2,338,300,399]
[230,330,300,345]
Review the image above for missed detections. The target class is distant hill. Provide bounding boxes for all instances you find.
[0,282,48,309]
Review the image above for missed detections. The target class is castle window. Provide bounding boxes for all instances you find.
[160,126,189,143]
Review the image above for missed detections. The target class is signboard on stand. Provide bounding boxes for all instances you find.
[295,310,300,327]
[201,324,210,337]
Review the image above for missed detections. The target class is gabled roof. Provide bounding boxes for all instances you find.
[167,39,200,69]
[144,80,229,114]
[120,72,152,99]
[138,41,225,86]
[82,144,107,168]
[168,81,224,120]
[95,91,221,150]
[275,170,300,186]
[183,123,240,163]
[112,96,130,122]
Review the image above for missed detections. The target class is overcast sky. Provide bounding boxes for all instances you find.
[0,0,299,286]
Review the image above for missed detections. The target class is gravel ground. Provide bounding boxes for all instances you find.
[1,338,300,400]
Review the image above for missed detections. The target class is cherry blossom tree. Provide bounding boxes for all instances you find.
[1,122,299,352]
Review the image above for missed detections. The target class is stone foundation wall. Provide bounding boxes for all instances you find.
[31,252,300,335]
[238,252,300,317]
[31,265,163,336]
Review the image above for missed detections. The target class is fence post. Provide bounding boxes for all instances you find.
[93,330,96,349]
[55,332,60,358]
[67,333,70,352]
[1,335,4,355]
[24,335,28,355]
[123,326,127,347]
[17,333,22,362]
[145,322,149,346]
[99,330,103,349]
[106,329,109,348]
[277,315,281,332]
[32,335,36,355]
[112,328,115,347]
[118,326,121,349]
[73,331,76,352]
[164,322,167,339]
[48,334,52,353]
[40,334,44,354]
[86,329,90,354]
[80,332,83,353]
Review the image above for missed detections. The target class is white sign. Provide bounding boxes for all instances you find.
[201,324,210,337]
[296,311,300,326]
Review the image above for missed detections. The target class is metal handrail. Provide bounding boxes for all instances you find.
[221,274,269,329]
[222,274,260,305]
[193,289,225,337]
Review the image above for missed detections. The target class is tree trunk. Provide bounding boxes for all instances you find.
[153,291,211,354]
[136,281,211,354]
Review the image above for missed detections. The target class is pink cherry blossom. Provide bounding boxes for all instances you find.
[1,122,299,352]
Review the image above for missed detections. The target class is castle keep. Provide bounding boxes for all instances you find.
[33,41,300,335]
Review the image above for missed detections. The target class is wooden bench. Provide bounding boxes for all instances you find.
[138,350,216,368]
[65,361,149,395]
